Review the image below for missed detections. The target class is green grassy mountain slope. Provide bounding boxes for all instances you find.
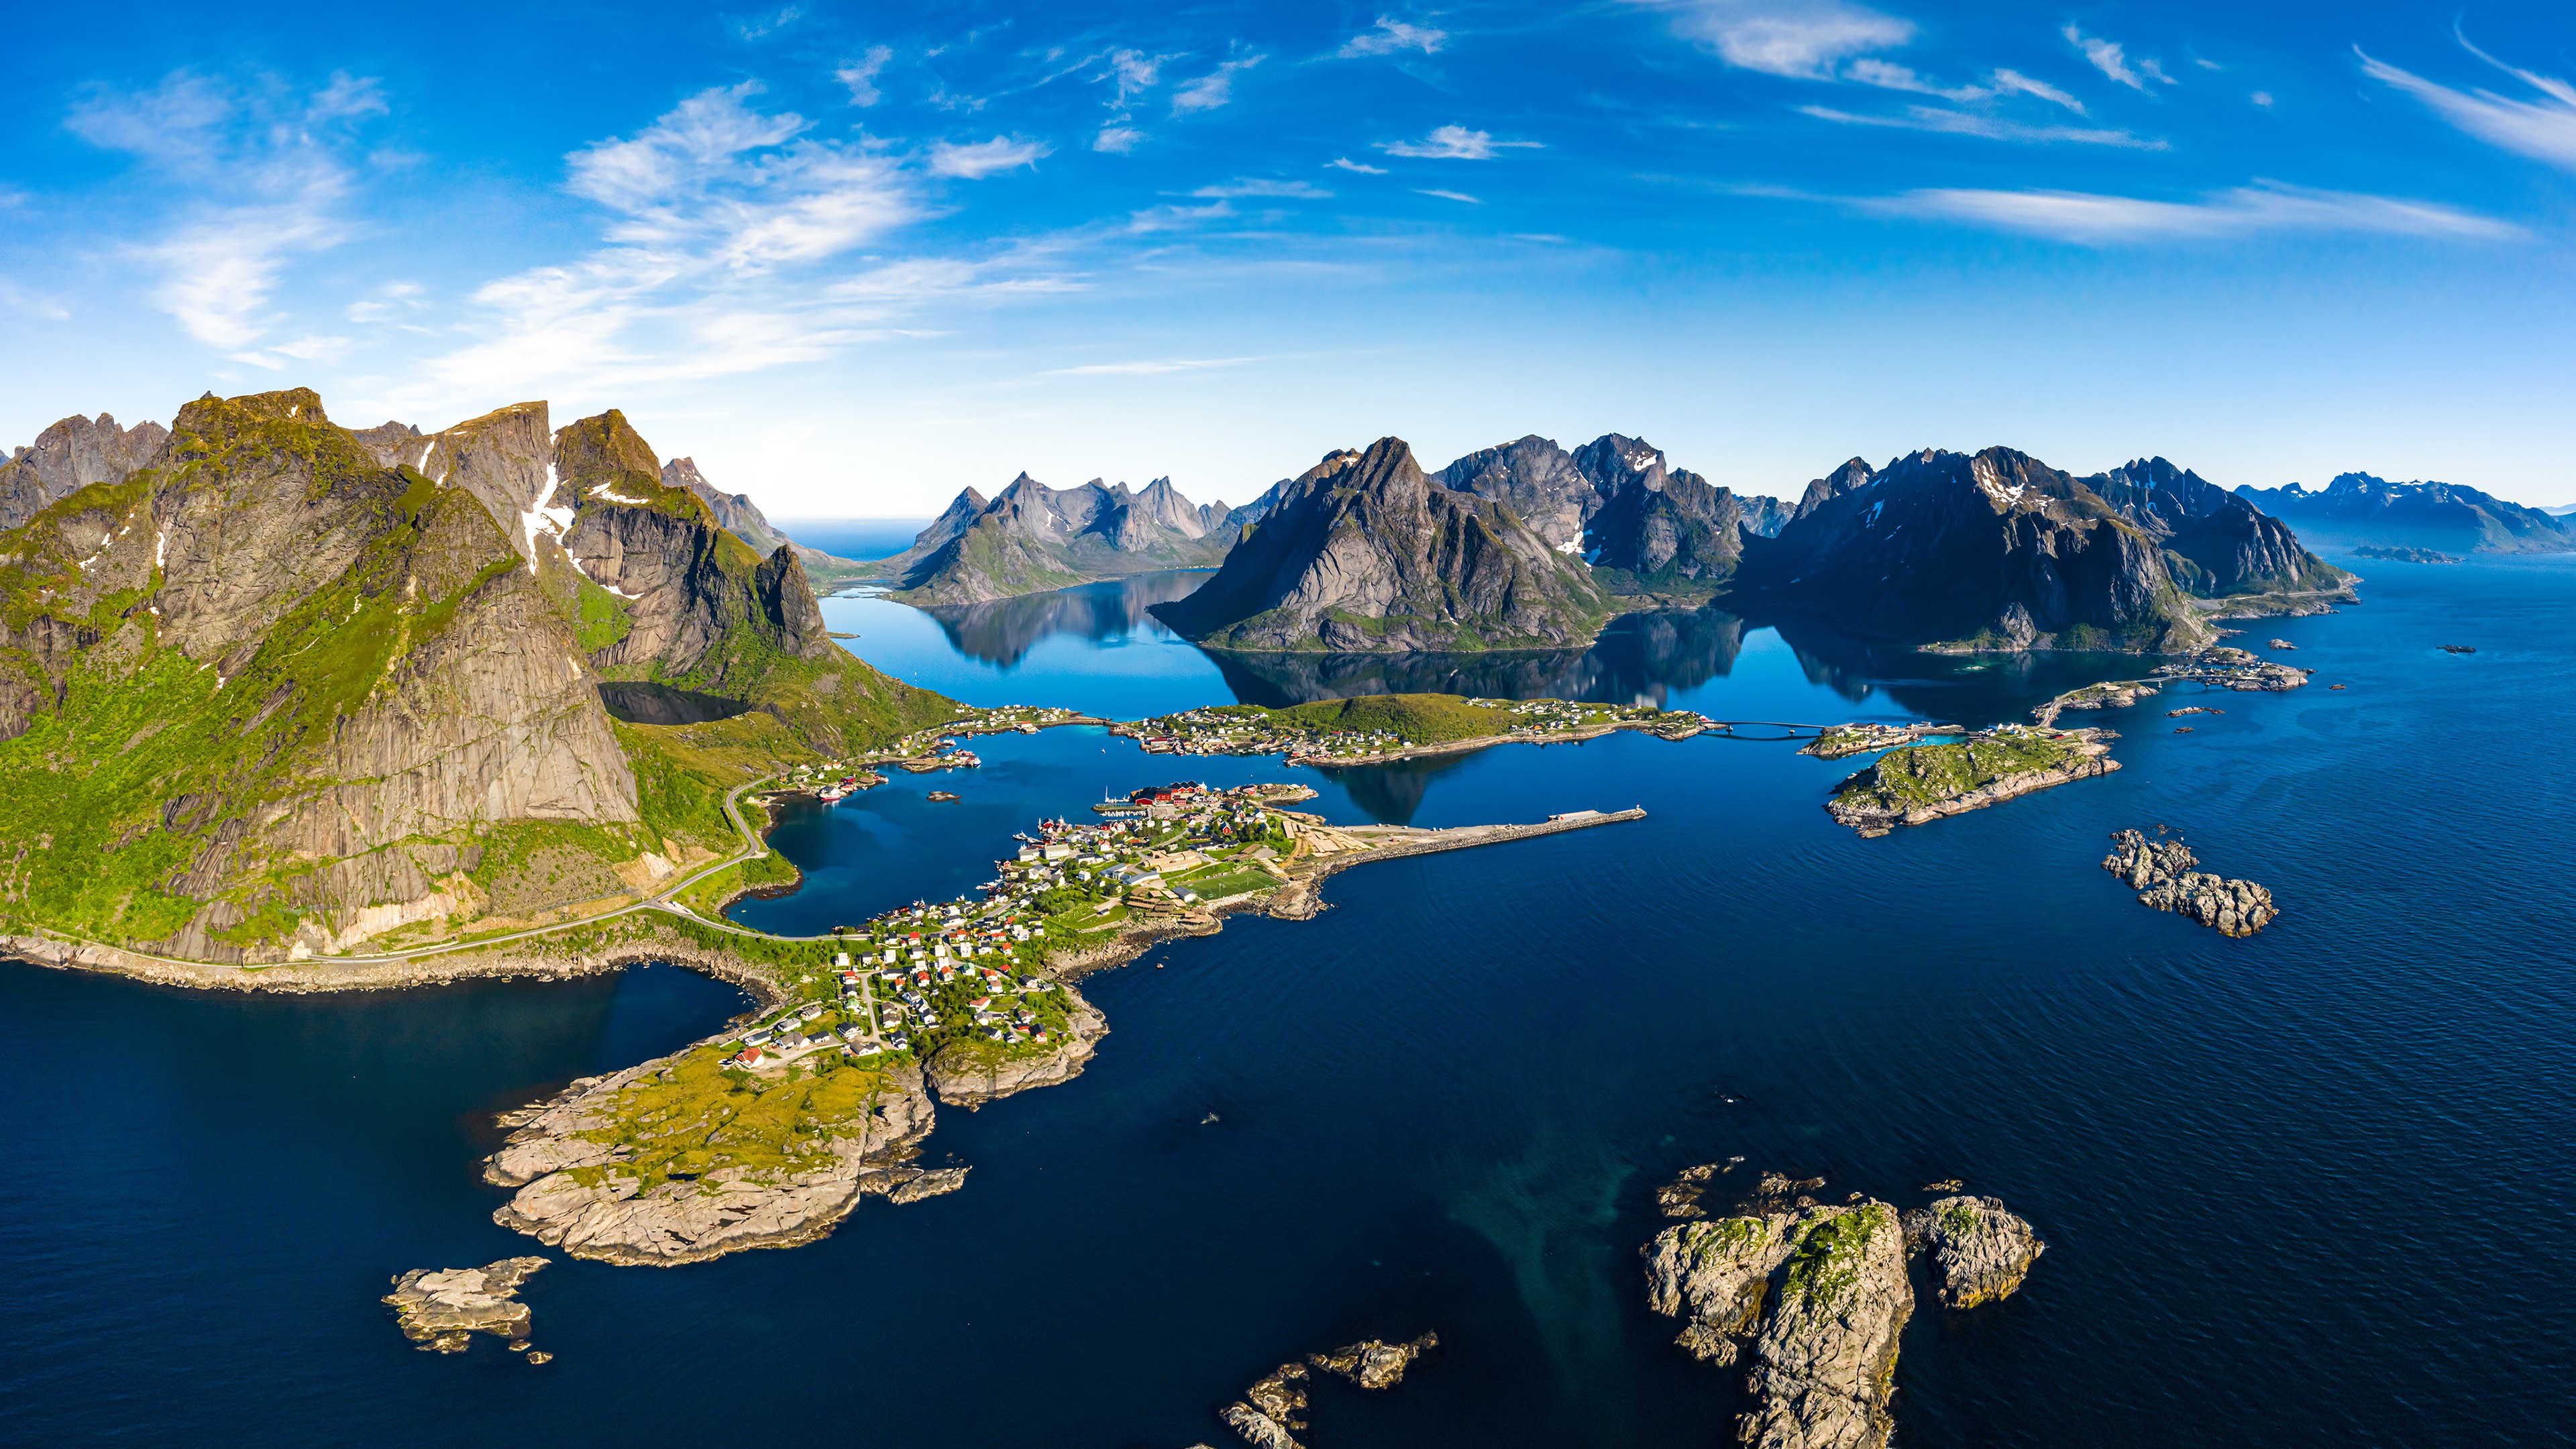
[0,390,956,964]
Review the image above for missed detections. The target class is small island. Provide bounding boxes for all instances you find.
[1115,692,1707,765]
[1825,727,2117,837]
[2351,545,2459,564]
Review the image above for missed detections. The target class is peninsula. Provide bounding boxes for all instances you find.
[478,787,1647,1265]
[1114,692,1710,765]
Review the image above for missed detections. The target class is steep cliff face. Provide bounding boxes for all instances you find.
[1736,447,2216,652]
[0,390,955,963]
[869,472,1242,603]
[2086,457,2349,596]
[2234,472,2576,554]
[0,388,640,961]
[1434,435,1600,551]
[553,411,951,757]
[1152,437,1613,651]
[0,413,171,531]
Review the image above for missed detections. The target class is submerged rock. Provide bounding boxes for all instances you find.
[1902,1195,2045,1310]
[1307,1332,1438,1390]
[1656,1162,1722,1218]
[2102,829,2277,936]
[382,1257,547,1353]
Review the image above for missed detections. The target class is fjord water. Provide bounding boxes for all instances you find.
[5,557,2573,1446]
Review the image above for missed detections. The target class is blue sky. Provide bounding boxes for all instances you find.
[3,1,2571,513]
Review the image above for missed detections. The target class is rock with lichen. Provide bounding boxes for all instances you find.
[1902,1195,2044,1310]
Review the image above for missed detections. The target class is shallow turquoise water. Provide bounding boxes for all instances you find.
[4,555,2572,1446]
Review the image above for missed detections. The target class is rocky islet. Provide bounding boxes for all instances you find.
[382,1257,549,1355]
[2102,829,2278,936]
[1642,1169,2044,1447]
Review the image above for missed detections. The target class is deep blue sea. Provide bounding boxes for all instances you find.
[5,555,2573,1446]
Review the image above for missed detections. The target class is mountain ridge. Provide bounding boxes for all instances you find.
[866,472,1240,604]
[2233,472,2575,555]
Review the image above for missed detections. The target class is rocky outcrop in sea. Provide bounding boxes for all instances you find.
[1902,1196,2045,1309]
[924,996,1110,1106]
[382,1257,548,1354]
[1218,1332,1439,1448]
[2102,829,2277,936]
[1644,1169,2043,1448]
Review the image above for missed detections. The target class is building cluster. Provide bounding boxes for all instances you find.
[722,782,1295,1073]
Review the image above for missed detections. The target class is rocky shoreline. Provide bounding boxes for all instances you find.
[1825,729,2118,838]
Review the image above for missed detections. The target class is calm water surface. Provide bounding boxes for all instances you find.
[4,555,2573,1446]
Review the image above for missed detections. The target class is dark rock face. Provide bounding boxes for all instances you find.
[871,473,1240,603]
[1434,433,1794,594]
[1736,447,2216,652]
[1435,434,1600,550]
[2234,472,2576,555]
[2087,457,2347,596]
[0,412,170,531]
[1154,437,1613,651]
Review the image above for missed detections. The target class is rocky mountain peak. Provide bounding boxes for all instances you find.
[555,410,669,502]
[0,409,173,532]
[1152,433,1613,652]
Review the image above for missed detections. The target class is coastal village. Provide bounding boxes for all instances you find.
[717,780,1311,1077]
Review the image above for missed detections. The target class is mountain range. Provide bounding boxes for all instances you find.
[0,390,949,964]
[861,474,1242,604]
[2233,473,2576,555]
[1736,448,2349,651]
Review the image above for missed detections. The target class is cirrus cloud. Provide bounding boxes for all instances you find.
[1380,124,1542,159]
[2358,36,2576,174]
[927,136,1053,178]
[1868,181,2522,244]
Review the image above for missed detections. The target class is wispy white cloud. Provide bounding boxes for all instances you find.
[345,280,426,323]
[1990,68,2084,114]
[1106,49,1173,107]
[1328,156,1389,174]
[1172,54,1265,115]
[1043,356,1258,376]
[1646,0,1914,81]
[2063,25,2170,91]
[1381,124,1543,160]
[1415,188,1483,203]
[65,69,386,357]
[837,46,894,106]
[1857,60,1968,99]
[1868,181,2522,244]
[1341,17,1448,58]
[729,5,803,42]
[1799,105,2160,148]
[1192,178,1332,199]
[927,136,1052,178]
[2358,37,2576,174]
[1126,201,1234,233]
[1094,125,1146,154]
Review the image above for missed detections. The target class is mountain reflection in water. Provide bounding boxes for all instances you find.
[918,570,1214,666]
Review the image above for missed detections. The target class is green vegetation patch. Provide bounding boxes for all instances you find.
[1829,731,2089,814]
[1778,1203,1894,1309]
[1265,692,1517,743]
[572,1043,895,1193]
